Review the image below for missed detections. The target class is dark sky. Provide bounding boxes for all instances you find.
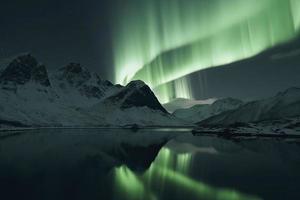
[0,0,115,79]
[1,0,299,101]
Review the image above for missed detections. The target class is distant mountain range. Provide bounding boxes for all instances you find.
[173,98,243,123]
[163,98,217,113]
[0,54,186,128]
[168,87,300,134]
[200,87,300,126]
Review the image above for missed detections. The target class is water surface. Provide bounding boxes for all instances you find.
[0,129,299,200]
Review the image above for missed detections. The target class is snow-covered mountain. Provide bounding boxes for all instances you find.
[50,63,120,107]
[200,87,300,126]
[0,54,187,128]
[173,98,243,123]
[103,80,167,113]
[163,98,217,113]
[85,81,186,126]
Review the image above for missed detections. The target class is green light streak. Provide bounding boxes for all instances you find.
[114,165,157,200]
[291,0,300,30]
[114,165,145,199]
[113,147,262,200]
[113,0,300,103]
[152,78,195,104]
[176,153,192,173]
[147,165,260,200]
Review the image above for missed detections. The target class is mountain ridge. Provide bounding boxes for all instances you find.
[0,55,187,128]
[199,87,300,126]
[173,98,243,123]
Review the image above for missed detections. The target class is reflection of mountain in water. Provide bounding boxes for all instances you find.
[0,129,173,200]
[1,129,300,200]
[113,142,261,200]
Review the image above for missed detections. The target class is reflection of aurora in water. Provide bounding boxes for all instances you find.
[113,0,300,103]
[113,147,261,200]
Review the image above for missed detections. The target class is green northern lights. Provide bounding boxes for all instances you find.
[113,147,261,200]
[112,0,300,103]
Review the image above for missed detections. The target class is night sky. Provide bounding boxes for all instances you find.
[0,0,115,79]
[1,0,300,102]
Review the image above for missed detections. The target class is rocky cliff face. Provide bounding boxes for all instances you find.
[52,63,117,102]
[105,80,168,113]
[0,54,50,87]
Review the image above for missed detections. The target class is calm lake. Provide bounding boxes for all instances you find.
[0,129,299,200]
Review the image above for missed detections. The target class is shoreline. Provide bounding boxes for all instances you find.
[0,126,195,133]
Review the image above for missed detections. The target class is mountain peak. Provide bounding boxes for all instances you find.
[52,63,118,102]
[212,97,243,107]
[281,87,300,95]
[59,63,88,74]
[126,80,147,88]
[0,54,50,87]
[273,87,300,105]
[105,80,168,113]
[57,63,92,87]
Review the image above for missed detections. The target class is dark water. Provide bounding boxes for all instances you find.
[0,129,299,200]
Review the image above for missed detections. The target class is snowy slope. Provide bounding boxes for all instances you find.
[200,87,300,125]
[0,85,103,127]
[50,63,121,107]
[0,55,101,126]
[173,98,243,123]
[0,54,187,127]
[163,98,217,113]
[86,81,189,126]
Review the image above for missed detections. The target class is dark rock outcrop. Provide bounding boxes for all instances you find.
[105,80,168,113]
[0,54,50,87]
[57,63,91,87]
[55,63,115,99]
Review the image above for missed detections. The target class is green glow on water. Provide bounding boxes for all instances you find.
[114,165,157,200]
[113,0,300,103]
[114,165,145,199]
[148,165,260,200]
[113,147,261,200]
[176,153,192,173]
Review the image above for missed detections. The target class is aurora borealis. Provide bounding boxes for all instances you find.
[112,0,300,103]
